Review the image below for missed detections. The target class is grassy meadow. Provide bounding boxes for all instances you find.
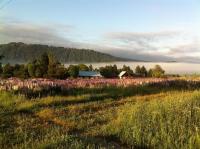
[1,82,200,148]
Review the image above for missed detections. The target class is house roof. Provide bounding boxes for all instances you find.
[78,71,102,77]
[119,71,127,77]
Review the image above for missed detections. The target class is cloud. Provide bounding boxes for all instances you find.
[1,18,200,62]
[0,19,75,47]
[168,42,200,56]
[104,31,180,54]
[106,31,179,41]
[103,31,200,61]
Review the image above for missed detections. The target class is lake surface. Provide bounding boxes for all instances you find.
[65,62,200,75]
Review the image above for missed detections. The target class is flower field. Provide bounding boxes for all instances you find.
[0,77,175,91]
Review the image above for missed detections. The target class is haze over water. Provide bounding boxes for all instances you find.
[65,62,200,75]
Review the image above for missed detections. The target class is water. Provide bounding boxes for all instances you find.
[65,62,200,75]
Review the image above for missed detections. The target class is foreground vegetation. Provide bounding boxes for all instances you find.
[1,83,200,148]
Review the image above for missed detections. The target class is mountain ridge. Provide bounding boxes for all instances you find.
[0,42,140,64]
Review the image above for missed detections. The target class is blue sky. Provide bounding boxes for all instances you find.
[1,0,200,61]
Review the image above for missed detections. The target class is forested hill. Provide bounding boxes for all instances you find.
[0,42,131,64]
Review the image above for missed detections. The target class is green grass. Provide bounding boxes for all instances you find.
[103,91,200,148]
[2,84,200,148]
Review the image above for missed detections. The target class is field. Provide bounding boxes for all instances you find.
[1,79,200,148]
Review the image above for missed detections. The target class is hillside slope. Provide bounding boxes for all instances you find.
[0,42,131,63]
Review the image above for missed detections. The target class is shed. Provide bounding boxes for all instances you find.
[118,71,127,79]
[78,71,102,78]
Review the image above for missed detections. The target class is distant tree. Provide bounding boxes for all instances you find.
[55,66,68,79]
[0,64,2,75]
[2,63,14,78]
[27,62,36,78]
[48,52,60,66]
[22,66,29,79]
[135,65,141,74]
[148,69,153,77]
[39,52,49,76]
[89,64,93,71]
[99,65,119,78]
[0,55,4,74]
[13,64,29,79]
[47,64,57,78]
[68,65,79,78]
[78,64,89,71]
[48,64,67,79]
[151,65,165,77]
[47,52,62,78]
[35,67,43,78]
[140,66,148,77]
[0,55,3,60]
[13,64,21,77]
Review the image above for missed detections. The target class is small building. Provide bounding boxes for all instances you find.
[119,71,128,79]
[78,71,102,78]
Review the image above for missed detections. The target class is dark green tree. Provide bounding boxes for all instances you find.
[68,65,79,78]
[151,65,165,77]
[0,55,3,74]
[0,64,2,75]
[47,53,61,78]
[55,66,68,79]
[2,63,14,78]
[135,65,141,74]
[27,62,37,77]
[39,52,49,76]
[140,66,148,77]
[13,64,21,77]
[13,64,29,79]
[99,65,119,78]
[35,67,43,78]
[48,53,59,66]
[148,69,153,77]
[47,64,57,78]
[22,66,29,79]
[78,64,89,71]
[89,64,93,71]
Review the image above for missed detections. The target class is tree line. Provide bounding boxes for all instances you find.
[99,64,165,78]
[0,53,165,79]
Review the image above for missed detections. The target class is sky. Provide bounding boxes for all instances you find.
[0,0,200,62]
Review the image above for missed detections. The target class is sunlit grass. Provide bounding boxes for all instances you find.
[2,85,200,148]
[103,91,200,148]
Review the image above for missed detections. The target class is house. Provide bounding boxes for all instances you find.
[78,71,102,78]
[119,71,127,79]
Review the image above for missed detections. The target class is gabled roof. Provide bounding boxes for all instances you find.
[78,71,102,77]
[119,71,127,77]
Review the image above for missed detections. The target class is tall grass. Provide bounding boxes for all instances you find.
[2,83,200,148]
[104,91,200,148]
[0,91,117,148]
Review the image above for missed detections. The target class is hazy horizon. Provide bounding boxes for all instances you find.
[0,0,200,62]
